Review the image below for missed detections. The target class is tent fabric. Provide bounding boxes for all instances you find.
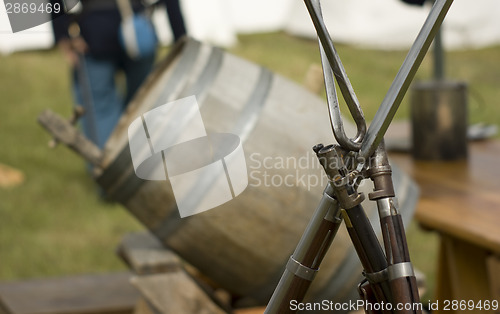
[1,0,500,55]
[285,0,500,50]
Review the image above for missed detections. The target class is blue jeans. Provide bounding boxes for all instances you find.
[73,53,155,149]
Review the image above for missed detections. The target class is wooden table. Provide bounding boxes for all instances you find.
[0,272,139,314]
[391,140,500,313]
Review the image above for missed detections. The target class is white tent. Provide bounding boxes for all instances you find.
[284,0,500,50]
[1,0,500,55]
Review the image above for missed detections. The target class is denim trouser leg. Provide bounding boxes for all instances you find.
[72,54,155,149]
[73,55,123,149]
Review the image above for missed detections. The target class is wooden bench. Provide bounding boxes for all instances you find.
[0,272,139,314]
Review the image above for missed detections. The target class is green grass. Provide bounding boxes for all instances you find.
[231,32,500,127]
[0,50,143,280]
[1,32,499,303]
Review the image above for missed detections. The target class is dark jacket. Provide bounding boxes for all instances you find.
[50,0,186,57]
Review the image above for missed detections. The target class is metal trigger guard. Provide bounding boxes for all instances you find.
[305,0,367,152]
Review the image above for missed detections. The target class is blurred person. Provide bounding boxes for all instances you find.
[50,0,187,148]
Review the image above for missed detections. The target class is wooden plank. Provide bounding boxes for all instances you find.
[130,272,225,314]
[132,299,156,314]
[444,236,491,304]
[234,307,265,314]
[0,272,139,314]
[117,232,181,275]
[37,109,103,167]
[434,236,454,309]
[434,236,493,314]
[390,140,500,254]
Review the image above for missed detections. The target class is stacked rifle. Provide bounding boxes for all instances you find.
[265,0,454,313]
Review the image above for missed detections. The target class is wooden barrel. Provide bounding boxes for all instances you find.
[98,38,419,305]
